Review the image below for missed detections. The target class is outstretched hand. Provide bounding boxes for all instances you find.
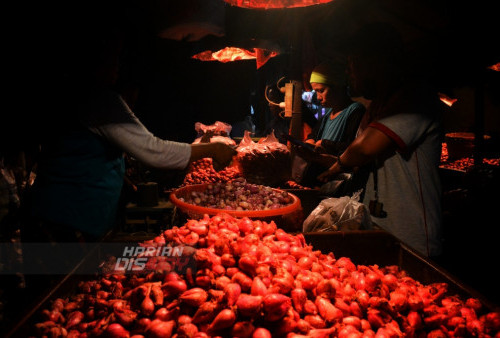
[190,142,237,171]
[211,143,238,171]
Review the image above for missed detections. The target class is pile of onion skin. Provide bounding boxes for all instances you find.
[34,213,500,338]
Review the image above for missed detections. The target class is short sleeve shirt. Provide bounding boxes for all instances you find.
[361,87,444,257]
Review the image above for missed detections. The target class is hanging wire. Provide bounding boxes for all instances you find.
[264,76,287,106]
[264,76,288,119]
[276,76,286,91]
[265,85,281,106]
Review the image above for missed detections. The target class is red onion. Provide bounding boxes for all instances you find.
[291,288,307,314]
[192,333,210,338]
[179,288,208,307]
[262,293,291,321]
[250,276,268,296]
[105,323,130,338]
[343,316,362,330]
[221,253,236,267]
[238,254,258,276]
[315,279,336,299]
[115,309,138,327]
[208,308,236,332]
[162,280,187,295]
[146,319,175,338]
[315,297,343,323]
[31,213,500,338]
[306,327,336,337]
[65,311,84,329]
[231,321,255,338]
[224,283,241,306]
[135,318,151,333]
[154,308,175,321]
[274,317,298,336]
[252,327,272,338]
[303,300,318,315]
[236,294,263,317]
[208,289,225,303]
[141,296,155,316]
[232,271,253,292]
[177,323,198,337]
[215,276,231,290]
[192,301,218,324]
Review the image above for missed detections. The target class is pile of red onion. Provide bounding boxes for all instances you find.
[235,133,292,187]
[181,158,241,187]
[440,157,500,172]
[440,142,500,171]
[179,178,295,211]
[34,213,500,337]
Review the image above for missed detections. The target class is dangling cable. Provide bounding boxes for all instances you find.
[264,85,281,106]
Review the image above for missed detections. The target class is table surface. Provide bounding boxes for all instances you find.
[125,199,173,212]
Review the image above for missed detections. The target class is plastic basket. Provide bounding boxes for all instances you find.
[170,184,303,232]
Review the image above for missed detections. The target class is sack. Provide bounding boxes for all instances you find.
[235,130,291,187]
[302,190,372,232]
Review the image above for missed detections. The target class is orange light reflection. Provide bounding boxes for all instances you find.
[438,92,457,107]
[223,0,334,9]
[488,62,500,71]
[192,47,278,68]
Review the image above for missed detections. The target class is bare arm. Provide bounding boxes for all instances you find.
[317,126,396,182]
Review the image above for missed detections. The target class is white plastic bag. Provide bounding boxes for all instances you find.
[192,121,236,146]
[235,130,291,186]
[303,190,372,232]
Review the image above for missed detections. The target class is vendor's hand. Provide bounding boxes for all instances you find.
[199,130,215,143]
[317,162,342,183]
[210,142,238,171]
[190,142,237,171]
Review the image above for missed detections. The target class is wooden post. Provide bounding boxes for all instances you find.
[288,12,303,142]
[473,71,485,167]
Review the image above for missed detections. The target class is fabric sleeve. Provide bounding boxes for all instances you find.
[90,121,191,170]
[368,112,435,152]
[85,89,191,170]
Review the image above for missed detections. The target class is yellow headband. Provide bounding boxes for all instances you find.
[309,61,347,87]
[310,71,331,85]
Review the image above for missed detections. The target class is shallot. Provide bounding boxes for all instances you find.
[31,213,500,338]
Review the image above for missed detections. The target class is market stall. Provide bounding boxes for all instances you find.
[7,213,500,337]
[3,0,500,336]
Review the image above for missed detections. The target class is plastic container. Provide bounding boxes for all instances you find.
[170,184,303,232]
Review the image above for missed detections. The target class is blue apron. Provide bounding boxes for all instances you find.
[30,129,125,237]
